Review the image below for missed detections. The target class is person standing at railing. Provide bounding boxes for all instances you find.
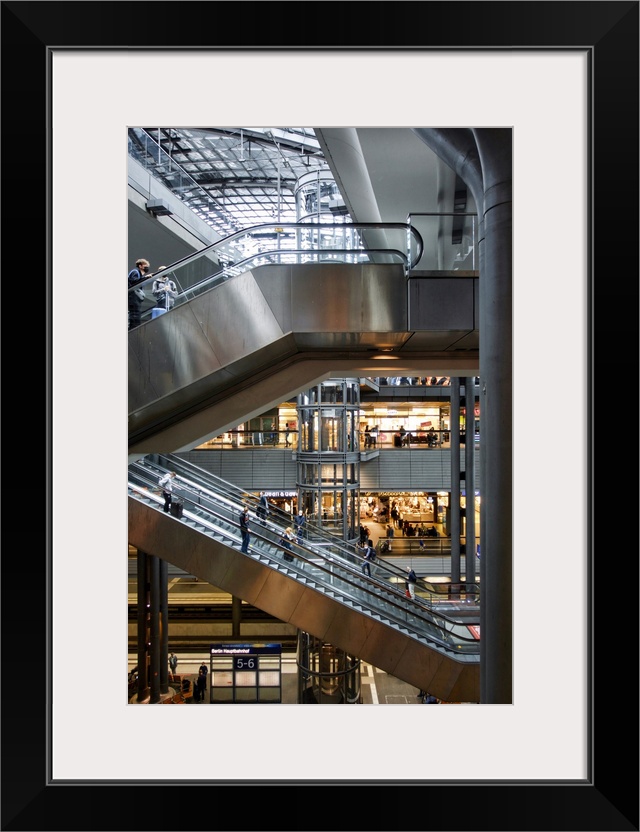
[128,258,150,330]
[386,523,395,552]
[151,266,177,316]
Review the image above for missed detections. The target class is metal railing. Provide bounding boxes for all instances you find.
[128,221,424,325]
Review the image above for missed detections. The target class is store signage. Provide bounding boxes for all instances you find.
[264,490,296,497]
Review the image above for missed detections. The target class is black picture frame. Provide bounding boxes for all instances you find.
[3,1,637,830]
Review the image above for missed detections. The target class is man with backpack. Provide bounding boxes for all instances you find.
[128,258,150,330]
[239,505,251,553]
[406,567,418,599]
[362,538,376,577]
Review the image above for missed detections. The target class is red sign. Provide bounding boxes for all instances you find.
[467,625,480,640]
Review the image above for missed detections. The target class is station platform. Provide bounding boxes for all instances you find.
[128,654,432,705]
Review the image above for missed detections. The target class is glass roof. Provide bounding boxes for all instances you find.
[129,127,331,236]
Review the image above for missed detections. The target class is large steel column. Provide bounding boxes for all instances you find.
[136,550,149,703]
[450,378,461,585]
[474,128,513,704]
[464,377,477,585]
[160,559,169,694]
[149,555,161,704]
[232,595,242,638]
[412,128,512,703]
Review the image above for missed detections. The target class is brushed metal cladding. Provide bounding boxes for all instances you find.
[128,496,480,701]
[129,263,479,450]
[195,270,286,367]
[128,271,286,414]
[290,263,406,333]
[251,264,294,333]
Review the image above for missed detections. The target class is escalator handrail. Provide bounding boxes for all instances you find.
[129,462,479,649]
[136,455,479,606]
[128,480,478,656]
[127,221,424,308]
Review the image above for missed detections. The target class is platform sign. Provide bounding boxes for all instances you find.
[209,644,282,703]
[234,654,257,671]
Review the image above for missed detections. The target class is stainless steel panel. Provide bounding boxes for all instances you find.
[290,263,406,333]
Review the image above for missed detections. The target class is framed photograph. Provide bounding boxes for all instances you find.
[7,1,637,830]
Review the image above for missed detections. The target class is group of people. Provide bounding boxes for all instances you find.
[128,257,178,330]
[356,538,419,600]
[240,499,306,557]
[167,654,209,702]
[363,425,378,449]
[417,689,439,703]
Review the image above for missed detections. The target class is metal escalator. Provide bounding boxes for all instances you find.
[129,455,480,702]
[128,224,478,455]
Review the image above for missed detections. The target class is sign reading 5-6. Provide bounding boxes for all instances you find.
[234,655,257,670]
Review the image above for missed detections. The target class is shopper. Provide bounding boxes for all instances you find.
[158,471,176,513]
[257,491,269,526]
[362,538,376,577]
[278,527,295,562]
[239,505,251,553]
[406,567,417,599]
[294,510,306,544]
[386,523,394,552]
[128,258,150,329]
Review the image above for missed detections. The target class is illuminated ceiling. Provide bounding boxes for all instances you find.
[128,127,329,237]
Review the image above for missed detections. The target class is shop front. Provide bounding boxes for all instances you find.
[360,491,448,536]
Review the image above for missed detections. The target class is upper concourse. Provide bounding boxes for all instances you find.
[128,128,480,453]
